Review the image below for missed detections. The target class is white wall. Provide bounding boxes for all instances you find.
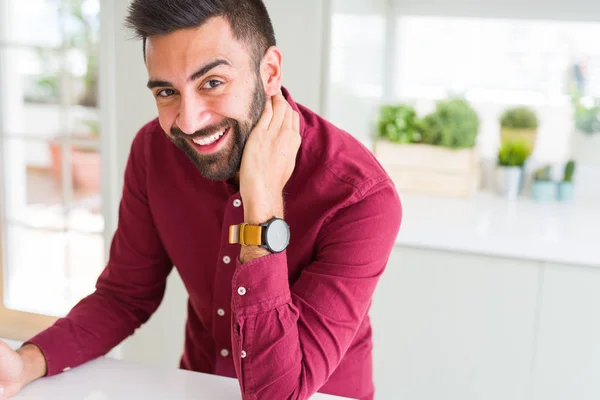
[393,0,600,21]
[262,0,329,112]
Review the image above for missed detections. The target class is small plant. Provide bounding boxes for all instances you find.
[533,166,552,182]
[563,160,576,182]
[498,139,531,167]
[377,104,422,144]
[500,106,539,130]
[419,97,480,149]
[572,95,600,135]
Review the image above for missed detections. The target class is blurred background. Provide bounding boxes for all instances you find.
[1,1,599,399]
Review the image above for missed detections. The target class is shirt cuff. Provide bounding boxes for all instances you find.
[24,320,84,377]
[231,251,291,315]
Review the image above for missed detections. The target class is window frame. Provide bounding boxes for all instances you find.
[0,0,106,341]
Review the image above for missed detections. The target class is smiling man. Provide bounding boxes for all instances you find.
[0,1,402,400]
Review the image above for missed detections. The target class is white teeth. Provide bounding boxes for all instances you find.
[192,127,228,146]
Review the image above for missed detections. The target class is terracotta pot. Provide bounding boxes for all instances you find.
[48,142,101,193]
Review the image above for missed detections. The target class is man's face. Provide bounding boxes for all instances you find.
[145,17,266,181]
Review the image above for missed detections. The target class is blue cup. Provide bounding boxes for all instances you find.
[557,182,574,202]
[531,181,556,202]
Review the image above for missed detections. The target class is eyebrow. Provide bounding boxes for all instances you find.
[146,59,232,89]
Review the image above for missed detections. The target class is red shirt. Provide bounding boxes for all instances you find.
[27,88,402,400]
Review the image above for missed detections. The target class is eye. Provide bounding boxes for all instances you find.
[156,89,176,98]
[202,80,222,90]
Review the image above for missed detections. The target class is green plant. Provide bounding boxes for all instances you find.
[419,97,480,149]
[563,160,576,182]
[377,104,422,144]
[572,94,600,135]
[533,166,552,182]
[497,139,531,167]
[500,106,539,130]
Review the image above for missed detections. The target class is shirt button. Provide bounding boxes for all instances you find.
[223,256,231,264]
[220,349,229,357]
[217,308,225,317]
[233,199,242,207]
[241,350,247,359]
[63,367,71,372]
[237,287,247,296]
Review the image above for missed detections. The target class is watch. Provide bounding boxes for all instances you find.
[229,217,290,253]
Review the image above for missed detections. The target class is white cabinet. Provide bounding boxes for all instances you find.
[532,264,600,400]
[371,247,541,400]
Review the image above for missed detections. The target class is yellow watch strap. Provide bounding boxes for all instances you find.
[229,223,263,246]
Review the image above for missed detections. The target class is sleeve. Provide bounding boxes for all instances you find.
[230,180,402,399]
[24,126,173,376]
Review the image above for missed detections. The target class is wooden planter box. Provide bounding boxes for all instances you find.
[374,140,480,198]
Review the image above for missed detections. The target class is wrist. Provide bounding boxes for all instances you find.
[17,344,47,385]
[239,246,271,264]
[243,194,284,225]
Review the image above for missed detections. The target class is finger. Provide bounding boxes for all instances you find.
[292,110,300,134]
[282,103,294,131]
[267,92,287,132]
[255,96,273,131]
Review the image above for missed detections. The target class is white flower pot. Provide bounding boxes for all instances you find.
[496,166,523,200]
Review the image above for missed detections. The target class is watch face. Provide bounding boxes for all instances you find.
[265,219,290,253]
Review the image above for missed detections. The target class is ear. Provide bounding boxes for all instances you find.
[260,46,282,96]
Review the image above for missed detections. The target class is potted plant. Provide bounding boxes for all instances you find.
[499,106,539,154]
[377,104,422,144]
[557,160,576,202]
[496,139,531,200]
[531,165,556,202]
[374,97,481,198]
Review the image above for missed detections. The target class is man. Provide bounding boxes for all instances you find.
[0,1,401,399]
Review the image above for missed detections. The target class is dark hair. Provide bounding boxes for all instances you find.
[125,0,276,68]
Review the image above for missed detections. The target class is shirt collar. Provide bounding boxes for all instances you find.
[281,86,307,139]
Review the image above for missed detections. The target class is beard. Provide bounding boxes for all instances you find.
[168,76,266,181]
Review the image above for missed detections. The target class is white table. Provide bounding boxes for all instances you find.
[13,356,351,399]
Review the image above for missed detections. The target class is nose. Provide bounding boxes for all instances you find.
[176,95,212,135]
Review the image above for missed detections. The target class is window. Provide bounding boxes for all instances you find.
[0,0,104,340]
[394,16,600,162]
[325,5,600,164]
[325,3,386,149]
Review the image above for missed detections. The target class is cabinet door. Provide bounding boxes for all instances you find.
[533,264,600,400]
[371,247,540,400]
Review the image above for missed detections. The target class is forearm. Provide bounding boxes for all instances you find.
[17,344,47,386]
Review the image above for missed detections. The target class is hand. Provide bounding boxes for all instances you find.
[0,340,26,399]
[239,92,301,224]
[0,342,46,399]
